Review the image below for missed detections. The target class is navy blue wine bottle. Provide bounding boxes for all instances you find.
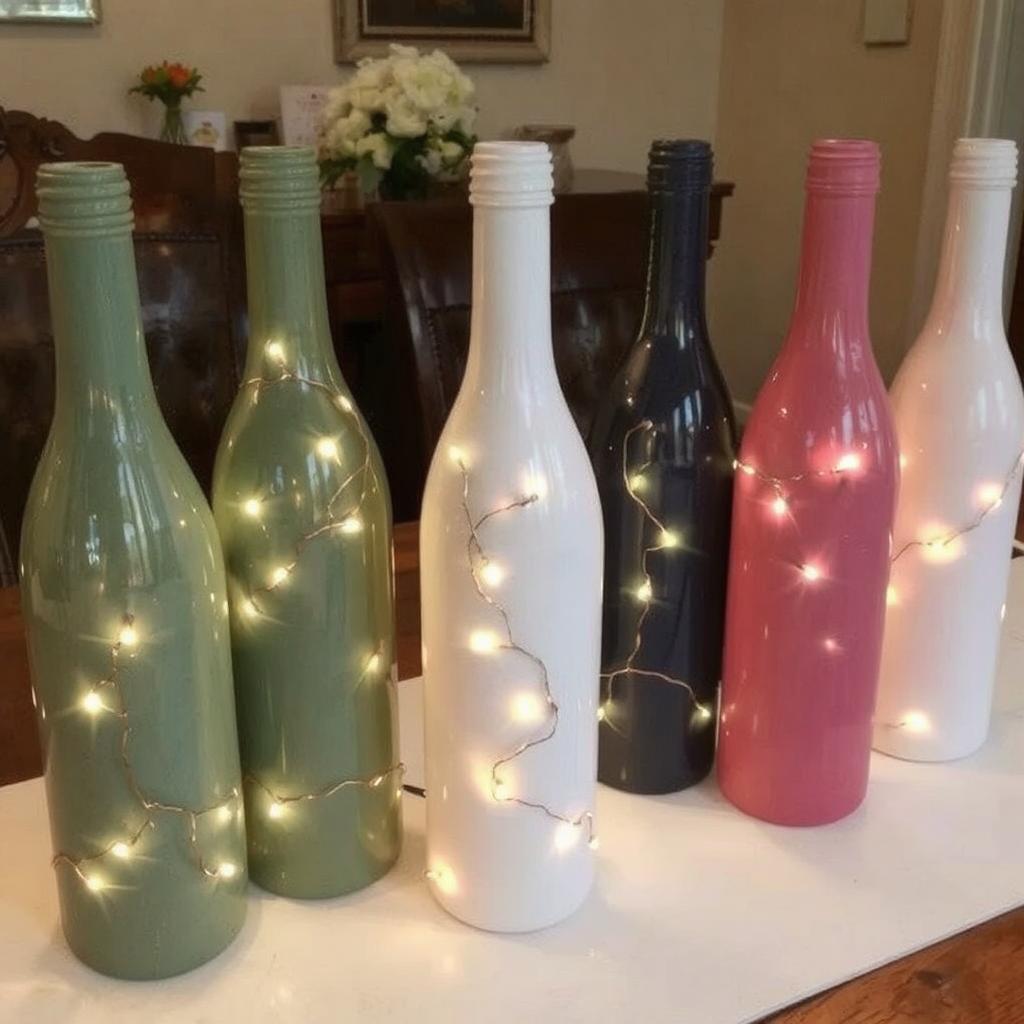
[589,140,736,793]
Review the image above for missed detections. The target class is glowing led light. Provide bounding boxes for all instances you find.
[734,460,756,476]
[480,562,505,587]
[886,585,899,607]
[217,861,239,880]
[695,704,713,722]
[588,835,601,850]
[835,452,862,473]
[770,495,788,517]
[823,637,840,653]
[448,445,466,466]
[241,598,258,619]
[511,692,546,723]
[84,874,105,893]
[522,473,548,500]
[81,691,105,715]
[660,529,680,549]
[336,395,353,413]
[316,437,339,460]
[469,630,501,654]
[366,652,381,674]
[265,341,285,363]
[629,474,646,493]
[270,566,290,587]
[977,482,1003,509]
[339,515,363,535]
[635,580,653,602]
[554,821,580,853]
[118,624,137,648]
[800,563,822,583]
[596,705,607,721]
[427,865,458,895]
[899,453,908,470]
[268,801,285,820]
[217,804,233,824]
[493,778,510,800]
[243,498,262,518]
[1001,603,1007,622]
[902,710,931,734]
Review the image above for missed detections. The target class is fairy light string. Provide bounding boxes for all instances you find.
[236,340,402,819]
[599,419,715,730]
[53,614,242,892]
[450,446,597,851]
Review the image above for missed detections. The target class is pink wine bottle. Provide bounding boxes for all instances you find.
[717,140,898,826]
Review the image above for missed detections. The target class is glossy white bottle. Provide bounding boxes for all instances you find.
[875,138,1024,761]
[420,142,602,931]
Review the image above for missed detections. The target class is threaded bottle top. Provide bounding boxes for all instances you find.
[469,141,553,208]
[949,138,1017,189]
[647,139,712,192]
[805,139,880,197]
[36,162,134,238]
[239,146,322,213]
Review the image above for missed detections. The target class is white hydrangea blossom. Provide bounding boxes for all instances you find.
[317,43,477,191]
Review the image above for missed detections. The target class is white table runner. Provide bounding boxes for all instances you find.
[3,564,1024,1023]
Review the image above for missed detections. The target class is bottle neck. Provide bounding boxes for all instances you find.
[791,191,875,333]
[927,183,1012,332]
[242,207,336,380]
[46,230,159,425]
[640,187,708,337]
[465,203,557,390]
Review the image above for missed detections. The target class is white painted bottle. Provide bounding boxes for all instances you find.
[875,138,1024,761]
[420,142,602,931]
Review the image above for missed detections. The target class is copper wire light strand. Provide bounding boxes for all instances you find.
[457,457,595,845]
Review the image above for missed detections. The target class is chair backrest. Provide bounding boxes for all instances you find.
[371,191,650,517]
[0,109,247,560]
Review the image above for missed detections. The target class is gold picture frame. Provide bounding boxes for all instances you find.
[0,0,101,22]
[334,0,550,64]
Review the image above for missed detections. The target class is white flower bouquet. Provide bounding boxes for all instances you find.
[318,44,477,199]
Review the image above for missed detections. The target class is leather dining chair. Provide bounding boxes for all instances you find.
[0,108,247,563]
[370,190,652,519]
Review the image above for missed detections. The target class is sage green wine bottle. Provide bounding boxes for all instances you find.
[213,147,401,898]
[20,162,247,980]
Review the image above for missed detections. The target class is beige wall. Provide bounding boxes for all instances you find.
[709,0,945,405]
[0,0,723,174]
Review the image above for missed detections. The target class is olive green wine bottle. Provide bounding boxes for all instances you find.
[212,147,401,898]
[20,162,247,980]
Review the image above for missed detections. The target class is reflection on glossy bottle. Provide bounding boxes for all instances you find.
[718,140,898,826]
[213,147,400,898]
[589,140,735,793]
[20,162,246,979]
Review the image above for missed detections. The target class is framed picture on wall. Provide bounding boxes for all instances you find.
[0,0,101,22]
[334,0,551,64]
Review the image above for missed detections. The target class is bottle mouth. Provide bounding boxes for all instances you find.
[647,139,712,192]
[36,162,134,237]
[239,146,322,212]
[805,139,880,196]
[469,141,553,208]
[949,138,1017,188]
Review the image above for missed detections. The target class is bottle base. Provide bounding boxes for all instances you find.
[429,878,592,933]
[718,769,867,827]
[249,845,401,900]
[872,728,988,764]
[598,760,713,795]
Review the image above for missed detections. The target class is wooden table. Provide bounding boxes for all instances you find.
[2,520,1022,1023]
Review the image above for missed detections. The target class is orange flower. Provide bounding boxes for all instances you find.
[141,65,158,85]
[168,64,190,89]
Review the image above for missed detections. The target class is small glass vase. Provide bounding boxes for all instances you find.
[160,101,188,145]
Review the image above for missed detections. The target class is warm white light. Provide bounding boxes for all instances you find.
[886,585,899,607]
[596,705,607,722]
[902,710,931,734]
[695,704,713,722]
[588,835,601,851]
[217,804,233,824]
[111,841,131,859]
[735,460,756,477]
[84,874,105,893]
[336,395,353,413]
[492,777,510,800]
[554,822,580,853]
[835,452,862,473]
[268,802,285,820]
[660,529,680,549]
[339,516,363,535]
[823,637,840,653]
[427,864,458,895]
[978,482,1003,509]
[118,624,137,648]
[265,341,285,363]
[241,598,258,619]
[629,474,646,493]
[770,495,788,517]
[899,453,908,470]
[635,580,653,602]
[316,438,339,460]
[369,774,384,788]
[469,630,501,654]
[480,562,505,587]
[366,652,381,674]
[922,531,961,563]
[800,563,822,583]
[81,691,105,715]
[217,862,238,880]
[511,692,546,723]
[243,498,262,518]
[448,445,466,466]
[270,566,290,587]
[522,473,548,500]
